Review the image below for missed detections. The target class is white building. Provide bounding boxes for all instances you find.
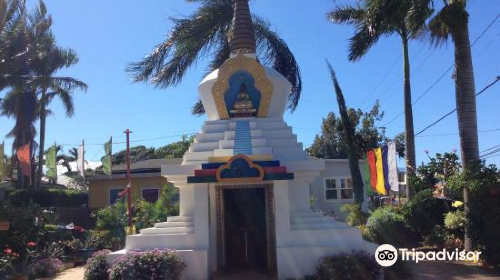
[108,1,377,279]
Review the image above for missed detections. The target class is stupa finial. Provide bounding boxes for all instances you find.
[229,0,256,54]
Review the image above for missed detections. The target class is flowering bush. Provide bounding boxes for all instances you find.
[315,251,380,280]
[109,249,185,280]
[84,250,111,280]
[0,241,38,276]
[31,258,64,277]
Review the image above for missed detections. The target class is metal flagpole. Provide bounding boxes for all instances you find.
[54,141,57,184]
[82,139,85,178]
[124,129,133,231]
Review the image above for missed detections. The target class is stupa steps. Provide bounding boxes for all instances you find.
[167,216,193,222]
[154,221,193,228]
[189,139,268,153]
[140,227,194,235]
[126,233,196,250]
[290,211,349,231]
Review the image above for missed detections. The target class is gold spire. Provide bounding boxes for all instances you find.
[229,0,256,54]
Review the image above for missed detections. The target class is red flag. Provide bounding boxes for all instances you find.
[367,150,378,192]
[17,143,31,178]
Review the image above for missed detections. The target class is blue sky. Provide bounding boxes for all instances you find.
[1,0,499,167]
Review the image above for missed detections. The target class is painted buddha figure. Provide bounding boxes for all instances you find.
[230,83,257,117]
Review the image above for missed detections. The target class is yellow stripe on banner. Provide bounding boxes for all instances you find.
[208,155,273,163]
[375,148,386,195]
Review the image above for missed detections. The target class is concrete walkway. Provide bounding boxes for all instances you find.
[36,266,84,280]
[38,261,500,280]
[410,261,500,280]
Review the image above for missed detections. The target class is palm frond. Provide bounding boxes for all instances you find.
[253,16,302,111]
[191,98,205,116]
[327,5,365,24]
[348,24,381,61]
[127,1,233,88]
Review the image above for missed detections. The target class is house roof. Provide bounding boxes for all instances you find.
[112,158,182,171]
[89,158,182,180]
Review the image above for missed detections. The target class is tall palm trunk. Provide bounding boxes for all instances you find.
[402,35,416,199]
[452,21,478,252]
[36,88,47,188]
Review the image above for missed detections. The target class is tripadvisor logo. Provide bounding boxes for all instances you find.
[375,244,482,266]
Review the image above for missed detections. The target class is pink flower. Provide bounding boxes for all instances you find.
[4,248,12,254]
[28,242,36,247]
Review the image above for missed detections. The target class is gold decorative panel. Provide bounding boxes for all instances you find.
[212,55,273,119]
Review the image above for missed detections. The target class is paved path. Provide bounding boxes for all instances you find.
[410,261,500,280]
[37,262,500,280]
[37,266,84,280]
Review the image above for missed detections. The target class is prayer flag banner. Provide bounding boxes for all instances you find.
[77,145,84,176]
[388,142,399,191]
[382,146,390,193]
[375,148,386,195]
[0,142,4,180]
[45,145,57,180]
[363,156,373,196]
[17,143,31,178]
[101,138,112,176]
[367,150,378,192]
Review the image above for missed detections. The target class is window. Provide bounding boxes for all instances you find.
[325,179,338,200]
[109,189,123,205]
[325,178,354,201]
[340,178,354,200]
[142,188,160,203]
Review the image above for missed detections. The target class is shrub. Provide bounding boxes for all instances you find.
[84,250,111,280]
[404,189,450,238]
[444,210,465,231]
[384,258,412,280]
[134,185,179,231]
[8,188,88,208]
[109,249,185,280]
[92,199,128,250]
[364,206,417,247]
[340,203,368,227]
[315,251,380,280]
[31,258,64,277]
[446,162,500,266]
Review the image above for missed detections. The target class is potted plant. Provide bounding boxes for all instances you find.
[0,242,38,280]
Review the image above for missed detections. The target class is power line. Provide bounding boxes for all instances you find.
[61,132,197,146]
[417,128,500,138]
[382,13,500,127]
[414,76,500,136]
[481,144,500,154]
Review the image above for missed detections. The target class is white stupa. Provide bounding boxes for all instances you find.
[108,1,376,279]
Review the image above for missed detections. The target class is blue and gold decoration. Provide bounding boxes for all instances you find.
[187,155,293,184]
[212,54,273,119]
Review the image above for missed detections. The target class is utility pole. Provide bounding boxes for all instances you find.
[124,129,132,230]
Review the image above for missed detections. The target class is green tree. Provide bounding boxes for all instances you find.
[127,0,302,115]
[30,1,87,187]
[0,0,28,90]
[307,102,400,159]
[328,0,433,199]
[0,1,50,187]
[326,61,364,204]
[428,0,479,252]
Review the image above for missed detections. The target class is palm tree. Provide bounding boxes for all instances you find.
[326,61,364,204]
[328,0,433,199]
[127,0,302,115]
[29,2,87,187]
[54,145,74,173]
[428,0,479,251]
[0,0,28,91]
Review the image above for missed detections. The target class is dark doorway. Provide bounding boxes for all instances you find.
[223,188,267,271]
